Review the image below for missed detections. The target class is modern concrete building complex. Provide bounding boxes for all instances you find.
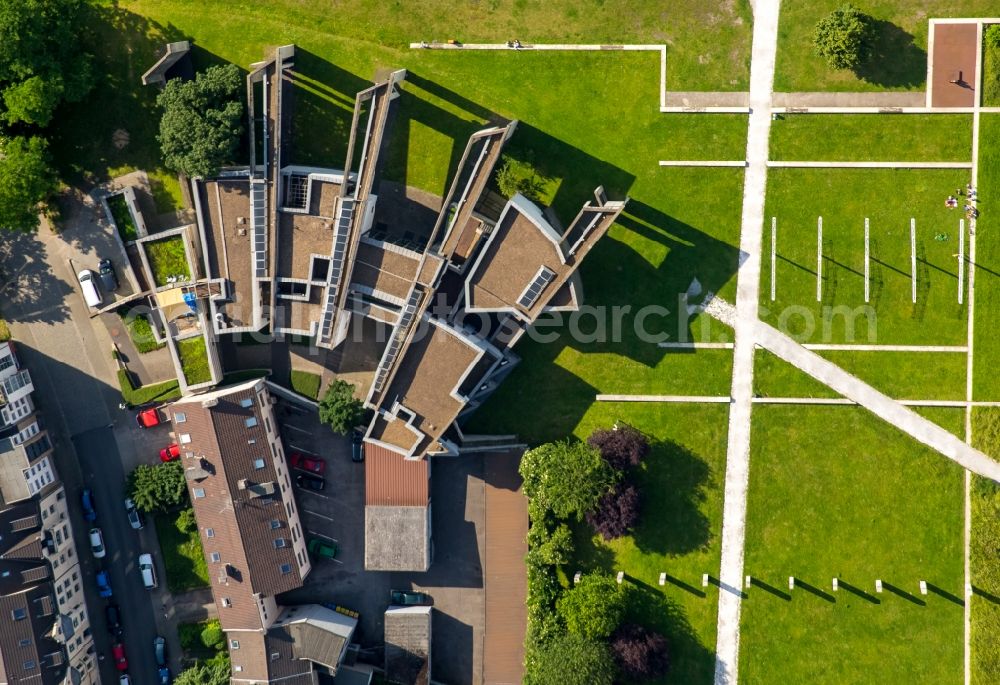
[0,343,98,685]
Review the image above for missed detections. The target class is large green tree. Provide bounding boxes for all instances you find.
[0,0,92,126]
[525,633,616,685]
[127,461,188,513]
[813,5,877,71]
[520,440,617,520]
[0,136,57,232]
[157,64,244,178]
[174,655,229,685]
[556,573,627,640]
[318,379,364,435]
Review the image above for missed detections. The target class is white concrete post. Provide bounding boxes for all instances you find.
[659,572,666,586]
[911,218,917,304]
[702,573,710,587]
[817,216,823,302]
[919,580,928,595]
[573,571,581,585]
[745,575,752,589]
[832,577,839,592]
[875,579,883,593]
[771,217,777,301]
[788,576,795,590]
[864,218,870,303]
[959,219,965,305]
[616,571,624,584]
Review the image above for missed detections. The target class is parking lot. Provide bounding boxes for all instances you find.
[275,399,487,684]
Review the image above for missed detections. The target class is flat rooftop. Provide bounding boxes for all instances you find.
[201,180,256,320]
[277,212,334,280]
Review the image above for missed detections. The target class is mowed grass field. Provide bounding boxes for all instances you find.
[570,402,729,685]
[740,405,966,685]
[761,168,969,346]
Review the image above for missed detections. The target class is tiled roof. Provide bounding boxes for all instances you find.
[364,444,428,506]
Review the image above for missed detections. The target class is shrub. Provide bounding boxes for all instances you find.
[611,623,670,681]
[200,621,224,650]
[525,633,615,685]
[556,573,627,640]
[0,319,10,342]
[586,482,641,540]
[528,523,574,566]
[495,155,546,202]
[127,461,188,513]
[175,507,197,533]
[588,423,650,470]
[318,379,363,435]
[520,440,617,520]
[986,24,1000,49]
[813,5,876,70]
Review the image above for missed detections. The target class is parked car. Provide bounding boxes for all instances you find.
[351,431,364,463]
[295,473,325,492]
[119,676,132,685]
[138,553,158,589]
[105,604,122,636]
[389,589,431,606]
[153,635,166,667]
[95,570,112,598]
[80,489,97,522]
[289,451,326,475]
[111,642,128,671]
[89,528,106,558]
[124,498,143,530]
[136,406,167,428]
[157,667,171,685]
[307,537,338,560]
[159,443,180,462]
[77,269,102,308]
[98,258,119,292]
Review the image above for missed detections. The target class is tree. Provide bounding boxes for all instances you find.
[175,507,197,533]
[611,624,670,681]
[525,633,615,685]
[529,523,574,566]
[556,573,627,640]
[585,483,641,540]
[520,440,617,520]
[318,379,363,435]
[495,155,545,202]
[157,63,245,178]
[588,423,650,471]
[127,461,187,513]
[813,5,876,71]
[200,621,224,650]
[174,655,230,685]
[0,0,92,125]
[0,136,57,232]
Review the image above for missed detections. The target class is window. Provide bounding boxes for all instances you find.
[253,458,265,469]
[265,418,271,434]
[274,539,287,549]
[240,399,253,408]
[205,528,215,538]
[210,552,221,563]
[11,608,26,620]
[230,640,240,649]
[270,520,281,530]
[174,412,186,423]
[179,433,192,444]
[234,666,243,672]
[222,598,232,607]
[245,417,258,428]
[193,488,205,499]
[19,638,30,647]
[270,652,280,661]
[280,563,292,574]
[23,660,35,670]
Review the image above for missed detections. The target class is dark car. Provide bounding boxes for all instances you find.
[105,604,122,636]
[289,451,326,475]
[80,489,97,522]
[157,667,171,685]
[153,635,166,667]
[351,431,364,463]
[295,473,325,492]
[307,537,338,560]
[98,258,119,292]
[390,589,431,606]
[95,570,112,598]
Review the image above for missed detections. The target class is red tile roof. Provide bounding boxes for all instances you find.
[364,443,428,506]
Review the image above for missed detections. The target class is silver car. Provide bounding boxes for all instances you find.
[124,498,143,530]
[88,528,106,558]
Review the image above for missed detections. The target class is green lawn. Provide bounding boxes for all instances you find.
[986,27,1000,107]
[972,115,1000,400]
[153,512,210,593]
[121,311,164,353]
[769,114,973,162]
[144,235,190,286]
[107,193,139,242]
[775,1,999,92]
[568,402,728,685]
[971,408,1000,684]
[290,370,322,400]
[761,168,969,346]
[740,405,965,684]
[754,348,968,401]
[116,368,181,406]
[176,336,212,386]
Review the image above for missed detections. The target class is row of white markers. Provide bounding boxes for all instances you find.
[769,218,967,305]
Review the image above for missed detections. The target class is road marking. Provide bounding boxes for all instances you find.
[303,510,334,521]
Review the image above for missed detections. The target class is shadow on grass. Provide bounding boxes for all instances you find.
[752,578,791,601]
[632,439,712,556]
[854,20,927,89]
[662,573,706,598]
[839,579,881,604]
[969,584,997,605]
[626,580,716,684]
[796,578,836,603]
[882,581,926,606]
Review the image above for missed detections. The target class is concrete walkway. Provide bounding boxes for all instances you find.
[767,160,971,168]
[773,91,926,108]
[713,0,781,681]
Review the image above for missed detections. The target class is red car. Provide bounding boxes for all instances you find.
[112,642,128,671]
[289,451,326,475]
[159,444,180,462]
[136,407,164,428]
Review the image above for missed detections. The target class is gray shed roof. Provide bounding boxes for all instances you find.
[384,607,431,685]
[364,505,430,572]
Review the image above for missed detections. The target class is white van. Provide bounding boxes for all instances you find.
[77,269,102,308]
[138,553,157,589]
